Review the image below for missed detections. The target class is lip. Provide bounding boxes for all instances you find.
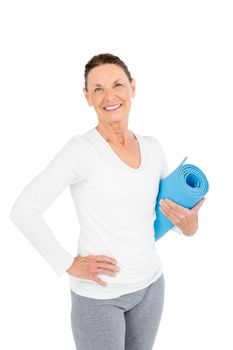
[103,103,122,111]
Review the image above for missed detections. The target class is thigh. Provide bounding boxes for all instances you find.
[124,274,165,350]
[70,290,126,350]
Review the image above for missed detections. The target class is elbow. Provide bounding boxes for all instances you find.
[9,197,34,225]
[10,201,18,222]
[10,196,42,226]
[9,201,24,224]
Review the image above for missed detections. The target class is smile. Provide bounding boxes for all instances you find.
[103,104,122,111]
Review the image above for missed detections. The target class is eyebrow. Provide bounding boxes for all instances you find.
[92,79,123,87]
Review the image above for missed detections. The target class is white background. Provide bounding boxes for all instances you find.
[1,0,233,349]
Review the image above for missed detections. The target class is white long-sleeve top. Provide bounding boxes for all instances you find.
[10,127,183,299]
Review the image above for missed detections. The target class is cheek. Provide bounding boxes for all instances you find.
[120,91,132,102]
[91,97,102,107]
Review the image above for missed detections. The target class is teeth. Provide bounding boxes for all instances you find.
[104,104,121,110]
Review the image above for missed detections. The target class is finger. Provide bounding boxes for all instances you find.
[95,255,117,264]
[160,198,188,213]
[160,204,188,225]
[96,268,117,276]
[92,276,107,287]
[97,263,120,273]
[159,206,184,226]
[160,198,189,216]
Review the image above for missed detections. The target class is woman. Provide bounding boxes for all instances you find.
[10,53,205,350]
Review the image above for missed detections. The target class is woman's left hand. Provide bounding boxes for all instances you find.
[159,197,206,236]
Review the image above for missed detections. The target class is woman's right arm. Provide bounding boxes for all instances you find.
[9,135,86,276]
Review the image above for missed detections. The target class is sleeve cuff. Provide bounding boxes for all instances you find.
[171,225,184,235]
[55,255,75,276]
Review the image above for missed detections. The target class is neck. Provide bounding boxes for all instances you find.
[95,123,135,147]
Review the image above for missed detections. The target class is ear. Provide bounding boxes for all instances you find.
[130,78,136,98]
[83,87,93,106]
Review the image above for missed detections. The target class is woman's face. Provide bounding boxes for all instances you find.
[83,64,136,124]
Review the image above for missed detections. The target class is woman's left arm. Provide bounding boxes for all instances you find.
[153,138,206,237]
[159,197,206,237]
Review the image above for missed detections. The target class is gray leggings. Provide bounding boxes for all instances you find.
[70,273,165,350]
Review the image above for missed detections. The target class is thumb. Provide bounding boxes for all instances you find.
[191,197,206,214]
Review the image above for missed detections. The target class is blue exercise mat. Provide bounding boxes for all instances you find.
[154,157,209,240]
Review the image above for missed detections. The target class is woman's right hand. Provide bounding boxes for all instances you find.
[66,255,121,287]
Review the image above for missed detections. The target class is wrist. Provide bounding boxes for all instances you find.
[66,258,75,274]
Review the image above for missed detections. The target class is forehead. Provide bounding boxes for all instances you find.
[87,64,128,85]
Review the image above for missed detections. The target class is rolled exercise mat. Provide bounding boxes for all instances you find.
[154,157,209,240]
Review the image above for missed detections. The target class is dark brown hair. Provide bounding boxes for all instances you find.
[84,53,133,90]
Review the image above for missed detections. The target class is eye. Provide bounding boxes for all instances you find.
[94,87,103,93]
[115,83,122,87]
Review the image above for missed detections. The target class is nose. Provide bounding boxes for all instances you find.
[104,88,116,101]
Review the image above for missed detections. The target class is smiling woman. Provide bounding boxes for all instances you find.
[82,56,136,143]
[9,52,204,350]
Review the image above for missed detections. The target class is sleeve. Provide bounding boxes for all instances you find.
[9,135,87,276]
[153,137,185,236]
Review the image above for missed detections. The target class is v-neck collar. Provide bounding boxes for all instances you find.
[90,127,149,172]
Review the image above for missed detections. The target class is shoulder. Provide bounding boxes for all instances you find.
[45,134,92,179]
[60,134,90,156]
[49,134,91,170]
[62,134,85,148]
[141,134,164,153]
